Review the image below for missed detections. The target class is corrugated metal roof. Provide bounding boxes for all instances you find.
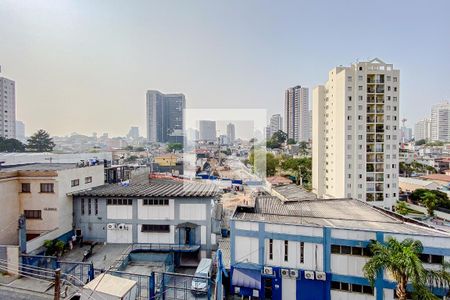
[74,178,219,198]
[271,184,316,202]
[233,197,450,237]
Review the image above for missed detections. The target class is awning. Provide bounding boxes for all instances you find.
[232,268,261,289]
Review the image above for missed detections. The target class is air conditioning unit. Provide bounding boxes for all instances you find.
[118,223,126,230]
[289,269,299,278]
[315,271,326,281]
[263,266,273,276]
[280,269,289,277]
[107,223,117,230]
[304,271,314,280]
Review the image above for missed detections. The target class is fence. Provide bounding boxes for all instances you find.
[153,271,213,300]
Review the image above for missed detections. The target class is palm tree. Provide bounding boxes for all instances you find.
[363,237,450,300]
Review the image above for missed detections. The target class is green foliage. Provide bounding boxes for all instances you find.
[415,139,427,146]
[27,129,55,152]
[298,141,309,156]
[395,201,409,215]
[400,161,436,177]
[125,155,139,162]
[0,137,26,152]
[134,146,145,152]
[287,138,296,145]
[248,150,279,176]
[410,189,450,211]
[280,157,312,189]
[221,148,232,156]
[426,141,444,147]
[266,130,287,149]
[167,143,183,152]
[364,237,450,300]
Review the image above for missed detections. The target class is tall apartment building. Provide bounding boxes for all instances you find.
[313,58,399,209]
[0,76,16,139]
[199,120,217,142]
[227,123,236,144]
[431,102,450,142]
[414,118,431,141]
[284,86,310,142]
[269,114,283,137]
[146,90,185,144]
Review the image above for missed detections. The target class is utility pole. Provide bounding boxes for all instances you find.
[54,268,61,300]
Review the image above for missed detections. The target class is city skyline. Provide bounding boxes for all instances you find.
[0,0,449,136]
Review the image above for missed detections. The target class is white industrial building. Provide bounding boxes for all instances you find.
[0,163,104,253]
[73,176,221,262]
[0,75,16,139]
[285,86,310,142]
[313,58,400,209]
[229,195,450,300]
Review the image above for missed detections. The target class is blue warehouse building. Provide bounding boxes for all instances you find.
[230,195,450,300]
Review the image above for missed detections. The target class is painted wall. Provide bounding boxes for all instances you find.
[0,178,20,244]
[137,225,174,243]
[137,199,174,220]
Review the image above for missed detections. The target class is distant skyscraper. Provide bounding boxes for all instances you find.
[146,90,185,144]
[431,102,450,142]
[0,75,16,139]
[414,118,431,141]
[313,58,399,209]
[199,120,216,142]
[269,114,282,137]
[127,126,140,139]
[227,123,236,144]
[284,86,309,142]
[15,121,25,142]
[400,127,413,142]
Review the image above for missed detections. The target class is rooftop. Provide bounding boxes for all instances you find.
[74,176,220,198]
[399,177,440,187]
[0,163,80,172]
[420,174,450,183]
[84,273,136,297]
[271,184,317,202]
[233,196,449,237]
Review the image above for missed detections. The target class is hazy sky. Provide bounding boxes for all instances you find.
[1,0,449,137]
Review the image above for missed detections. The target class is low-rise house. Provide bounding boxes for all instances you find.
[399,177,440,193]
[229,196,450,300]
[0,163,104,253]
[73,176,220,263]
[420,174,450,186]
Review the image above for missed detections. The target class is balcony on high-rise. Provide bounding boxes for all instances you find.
[376,85,385,93]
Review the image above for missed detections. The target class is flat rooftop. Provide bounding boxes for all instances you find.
[0,163,79,172]
[271,184,317,202]
[233,196,450,237]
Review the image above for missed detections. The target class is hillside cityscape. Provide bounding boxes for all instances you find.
[0,1,449,300]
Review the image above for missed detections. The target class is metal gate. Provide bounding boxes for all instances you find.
[152,271,213,300]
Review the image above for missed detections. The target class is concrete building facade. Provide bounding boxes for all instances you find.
[0,163,104,252]
[199,120,217,142]
[0,76,16,139]
[313,58,400,209]
[431,102,450,142]
[229,196,450,300]
[227,123,236,144]
[285,86,309,142]
[146,90,185,144]
[414,118,431,141]
[269,114,283,137]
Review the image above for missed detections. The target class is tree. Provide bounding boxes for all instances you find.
[415,139,427,146]
[167,143,183,152]
[271,130,287,144]
[27,129,55,152]
[281,157,312,188]
[364,237,450,300]
[395,201,409,215]
[410,189,450,211]
[287,138,296,145]
[422,191,438,216]
[248,150,279,176]
[298,141,309,156]
[0,137,26,152]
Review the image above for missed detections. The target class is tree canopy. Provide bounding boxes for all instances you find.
[26,130,55,152]
[0,137,26,152]
[410,189,450,213]
[167,143,183,152]
[364,237,450,300]
[266,130,287,149]
[281,157,312,189]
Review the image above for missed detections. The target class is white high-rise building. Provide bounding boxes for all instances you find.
[227,123,235,144]
[414,118,431,141]
[0,76,16,139]
[284,86,309,142]
[431,102,450,142]
[198,120,216,142]
[15,121,25,143]
[313,58,399,209]
[269,114,283,136]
